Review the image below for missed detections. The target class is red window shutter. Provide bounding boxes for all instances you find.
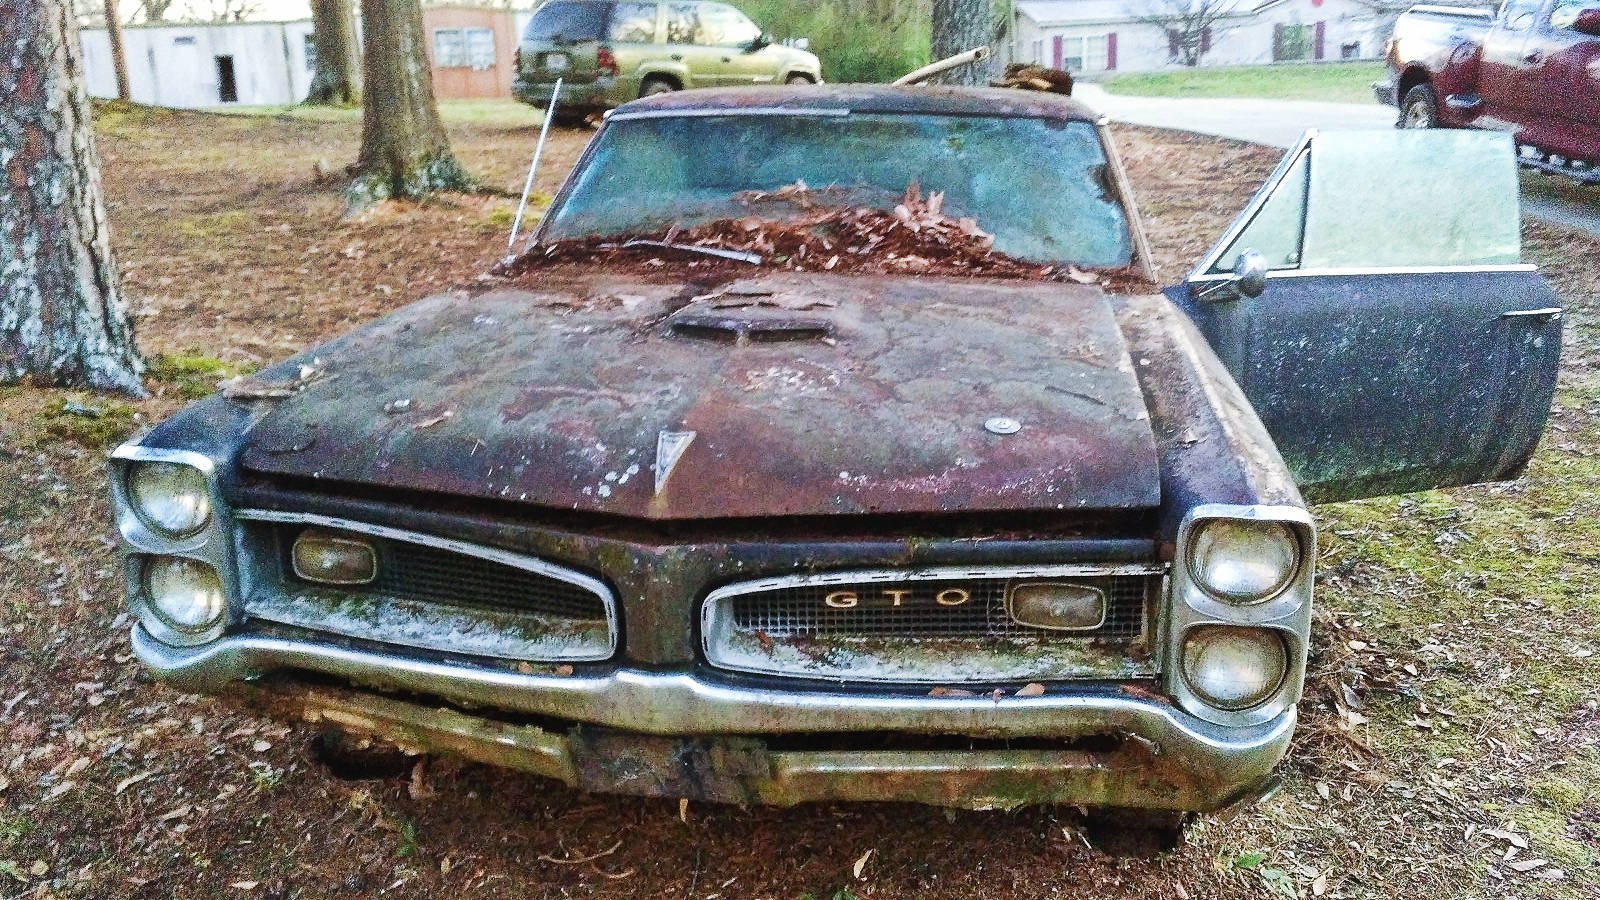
[1052,34,1063,68]
[1168,28,1180,56]
[1200,26,1212,53]
[1314,21,1326,59]
[1107,32,1118,70]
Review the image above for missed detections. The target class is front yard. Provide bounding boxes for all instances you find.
[1102,62,1387,104]
[0,106,1594,899]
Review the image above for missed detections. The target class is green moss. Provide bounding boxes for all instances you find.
[35,397,139,449]
[175,210,252,239]
[146,351,251,400]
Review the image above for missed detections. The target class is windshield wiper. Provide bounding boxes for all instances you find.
[620,239,763,266]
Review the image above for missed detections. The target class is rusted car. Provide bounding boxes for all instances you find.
[108,86,1561,832]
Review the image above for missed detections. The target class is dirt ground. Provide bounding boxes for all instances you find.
[0,102,1597,900]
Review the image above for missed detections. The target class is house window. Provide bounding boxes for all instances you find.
[1032,39,1044,64]
[303,33,316,70]
[1056,34,1110,72]
[1340,41,1360,59]
[434,27,496,69]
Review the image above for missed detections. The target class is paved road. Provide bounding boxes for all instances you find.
[1076,84,1600,239]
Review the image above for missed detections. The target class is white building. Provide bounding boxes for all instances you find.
[1013,0,1390,75]
[80,20,316,107]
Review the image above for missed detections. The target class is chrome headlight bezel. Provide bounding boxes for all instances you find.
[1164,504,1315,728]
[110,443,236,647]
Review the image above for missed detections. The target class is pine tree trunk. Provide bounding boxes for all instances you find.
[929,0,994,85]
[103,0,130,100]
[305,0,361,106]
[0,0,144,396]
[346,0,471,209]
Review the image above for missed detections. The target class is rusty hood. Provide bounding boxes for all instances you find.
[237,272,1161,519]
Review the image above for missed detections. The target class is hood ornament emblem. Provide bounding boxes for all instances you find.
[655,430,697,495]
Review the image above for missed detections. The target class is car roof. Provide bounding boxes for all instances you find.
[610,84,1104,122]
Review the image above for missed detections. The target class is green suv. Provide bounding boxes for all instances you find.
[512,0,823,123]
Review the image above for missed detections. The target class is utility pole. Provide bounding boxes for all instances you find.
[103,0,130,100]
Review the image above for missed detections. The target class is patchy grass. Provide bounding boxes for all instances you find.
[0,105,1594,899]
[207,98,544,129]
[32,396,141,449]
[1103,62,1387,104]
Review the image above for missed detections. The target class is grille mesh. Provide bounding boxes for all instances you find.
[728,575,1151,642]
[284,528,607,623]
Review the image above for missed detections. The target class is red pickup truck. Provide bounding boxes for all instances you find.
[1376,0,1600,183]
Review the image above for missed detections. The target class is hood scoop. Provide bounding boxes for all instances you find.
[668,309,835,344]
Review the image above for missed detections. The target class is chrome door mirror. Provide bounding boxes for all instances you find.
[1196,249,1269,301]
[1233,249,1269,297]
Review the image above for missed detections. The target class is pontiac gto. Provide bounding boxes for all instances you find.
[109,86,1561,832]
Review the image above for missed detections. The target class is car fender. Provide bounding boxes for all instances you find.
[634,62,690,92]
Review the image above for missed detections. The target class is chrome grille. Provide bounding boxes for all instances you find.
[729,575,1148,640]
[702,564,1164,684]
[236,513,617,662]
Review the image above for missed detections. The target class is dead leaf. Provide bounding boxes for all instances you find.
[678,797,689,824]
[114,772,154,796]
[1509,858,1548,873]
[1015,683,1046,697]
[928,687,975,697]
[852,848,874,880]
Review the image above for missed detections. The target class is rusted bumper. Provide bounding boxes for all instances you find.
[132,627,1293,812]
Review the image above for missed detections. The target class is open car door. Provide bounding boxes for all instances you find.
[1175,130,1561,504]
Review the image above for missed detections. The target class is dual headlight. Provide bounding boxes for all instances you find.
[121,460,227,639]
[1177,516,1307,715]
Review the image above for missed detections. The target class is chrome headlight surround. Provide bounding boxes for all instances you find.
[1164,504,1315,727]
[110,443,237,647]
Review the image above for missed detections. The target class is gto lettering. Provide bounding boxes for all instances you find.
[824,591,859,608]
[936,588,971,607]
[883,589,910,607]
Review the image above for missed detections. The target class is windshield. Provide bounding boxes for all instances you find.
[524,1,609,41]
[539,113,1134,268]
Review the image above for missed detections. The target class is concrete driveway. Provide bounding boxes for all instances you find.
[1076,83,1600,239]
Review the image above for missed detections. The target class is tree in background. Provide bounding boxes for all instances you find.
[0,0,145,395]
[739,0,931,82]
[103,0,131,100]
[305,0,362,105]
[346,0,472,209]
[1135,0,1241,66]
[136,0,173,20]
[928,0,994,83]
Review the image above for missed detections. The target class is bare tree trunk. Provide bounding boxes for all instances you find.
[305,0,362,105]
[0,0,144,396]
[346,0,471,209]
[929,0,993,84]
[103,0,130,100]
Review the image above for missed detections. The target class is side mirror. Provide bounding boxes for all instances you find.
[747,32,772,52]
[1196,249,1269,301]
[793,36,811,50]
[1232,249,1269,298]
[1574,8,1600,35]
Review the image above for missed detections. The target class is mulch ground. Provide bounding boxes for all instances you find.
[0,104,1595,900]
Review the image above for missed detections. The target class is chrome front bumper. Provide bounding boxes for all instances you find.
[133,626,1294,811]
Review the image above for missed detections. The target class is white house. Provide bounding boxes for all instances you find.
[80,20,317,107]
[1013,0,1390,75]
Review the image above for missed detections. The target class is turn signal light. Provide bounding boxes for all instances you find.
[1007,581,1107,631]
[292,528,377,585]
[597,46,620,76]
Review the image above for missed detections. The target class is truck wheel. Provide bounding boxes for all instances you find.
[785,74,814,85]
[640,76,679,97]
[1400,85,1439,129]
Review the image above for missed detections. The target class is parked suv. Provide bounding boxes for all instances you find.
[513,0,823,123]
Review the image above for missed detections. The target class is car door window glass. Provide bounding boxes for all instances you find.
[697,3,759,47]
[1550,0,1590,30]
[608,2,658,42]
[1502,0,1542,30]
[1209,150,1307,273]
[665,2,699,43]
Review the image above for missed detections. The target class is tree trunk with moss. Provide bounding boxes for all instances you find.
[929,0,994,84]
[305,0,361,105]
[0,0,145,396]
[346,0,471,208]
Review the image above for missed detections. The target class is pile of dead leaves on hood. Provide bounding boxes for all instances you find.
[495,182,1151,291]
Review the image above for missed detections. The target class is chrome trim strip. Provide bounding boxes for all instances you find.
[608,107,852,121]
[700,563,1166,683]
[1186,262,1539,283]
[234,509,619,657]
[130,625,1290,747]
[1501,306,1563,319]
